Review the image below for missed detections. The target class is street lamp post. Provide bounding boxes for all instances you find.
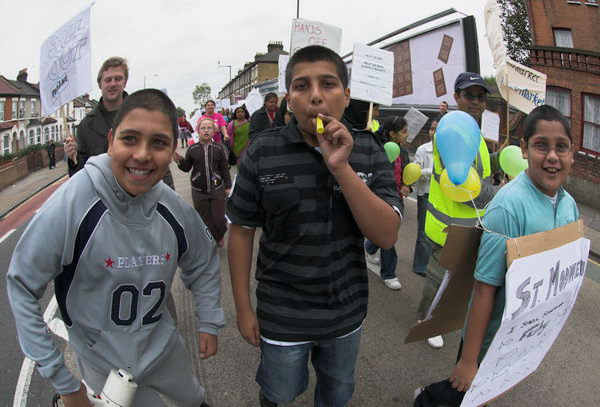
[217,61,232,83]
[143,74,158,89]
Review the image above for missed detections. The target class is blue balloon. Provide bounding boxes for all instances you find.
[435,111,481,185]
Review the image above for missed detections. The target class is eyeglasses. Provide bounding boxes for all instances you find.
[460,92,487,102]
[529,143,572,157]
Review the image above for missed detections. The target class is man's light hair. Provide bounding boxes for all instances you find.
[97,56,129,85]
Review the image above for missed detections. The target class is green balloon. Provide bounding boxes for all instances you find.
[500,145,528,177]
[384,142,400,163]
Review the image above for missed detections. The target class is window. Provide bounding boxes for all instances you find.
[60,124,63,139]
[553,28,574,48]
[44,127,49,142]
[36,128,41,144]
[3,134,9,155]
[546,87,571,125]
[31,99,36,116]
[0,101,4,119]
[29,130,34,145]
[12,100,18,119]
[582,93,600,153]
[19,100,25,118]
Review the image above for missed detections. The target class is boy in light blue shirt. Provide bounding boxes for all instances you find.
[415,105,579,406]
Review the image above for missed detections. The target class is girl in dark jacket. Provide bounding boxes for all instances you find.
[174,118,232,246]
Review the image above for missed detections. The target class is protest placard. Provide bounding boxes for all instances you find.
[348,43,394,107]
[221,98,231,109]
[405,225,481,343]
[40,5,92,116]
[481,110,500,143]
[461,220,589,407]
[404,107,429,143]
[245,88,263,116]
[278,54,290,93]
[290,19,341,56]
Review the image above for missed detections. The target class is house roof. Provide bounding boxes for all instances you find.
[0,121,17,131]
[0,76,20,96]
[42,117,57,125]
[8,79,40,97]
[27,118,43,127]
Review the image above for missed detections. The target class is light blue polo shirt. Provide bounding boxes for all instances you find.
[467,171,579,361]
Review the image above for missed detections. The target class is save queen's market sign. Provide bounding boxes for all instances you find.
[40,5,92,116]
[462,221,589,407]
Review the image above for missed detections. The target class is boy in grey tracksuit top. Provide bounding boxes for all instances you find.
[7,90,225,406]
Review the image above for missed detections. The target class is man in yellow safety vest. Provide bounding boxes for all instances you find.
[418,72,501,349]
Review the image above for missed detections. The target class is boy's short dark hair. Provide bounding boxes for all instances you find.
[522,105,572,142]
[112,89,178,146]
[285,45,348,91]
[264,92,278,103]
[382,115,407,139]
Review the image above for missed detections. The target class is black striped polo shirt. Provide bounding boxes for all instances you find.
[226,119,401,341]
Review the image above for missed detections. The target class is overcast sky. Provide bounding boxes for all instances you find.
[1,0,496,114]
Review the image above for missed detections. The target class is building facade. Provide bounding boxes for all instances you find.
[1,68,92,156]
[218,41,288,102]
[527,0,600,209]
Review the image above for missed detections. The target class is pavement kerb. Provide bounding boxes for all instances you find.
[0,172,67,221]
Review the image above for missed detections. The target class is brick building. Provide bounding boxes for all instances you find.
[218,41,288,102]
[527,0,600,209]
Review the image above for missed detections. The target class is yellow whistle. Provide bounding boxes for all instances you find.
[316,116,324,134]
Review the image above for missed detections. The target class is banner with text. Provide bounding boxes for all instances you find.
[462,221,589,407]
[290,19,341,56]
[496,57,547,114]
[40,5,92,116]
[349,43,394,106]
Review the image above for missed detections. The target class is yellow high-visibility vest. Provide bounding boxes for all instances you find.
[425,133,491,247]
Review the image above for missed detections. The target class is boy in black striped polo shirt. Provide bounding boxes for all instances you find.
[226,45,402,407]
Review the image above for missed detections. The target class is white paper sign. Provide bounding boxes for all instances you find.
[278,55,290,93]
[404,108,429,143]
[40,6,92,116]
[221,99,231,109]
[461,237,590,407]
[245,88,264,116]
[290,19,342,56]
[481,110,500,142]
[349,43,394,107]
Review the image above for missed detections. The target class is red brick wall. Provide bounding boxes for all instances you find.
[528,0,600,52]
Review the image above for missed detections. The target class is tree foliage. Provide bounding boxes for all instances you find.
[176,106,186,117]
[497,0,532,66]
[192,83,212,107]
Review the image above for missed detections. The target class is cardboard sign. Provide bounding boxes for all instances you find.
[349,43,394,106]
[244,88,263,116]
[405,225,482,343]
[481,110,500,143]
[290,18,341,56]
[278,54,290,93]
[462,220,589,407]
[40,5,92,116]
[404,107,429,143]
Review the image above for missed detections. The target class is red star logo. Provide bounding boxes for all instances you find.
[165,253,171,262]
[104,257,114,268]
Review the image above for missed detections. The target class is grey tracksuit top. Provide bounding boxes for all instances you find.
[7,153,226,394]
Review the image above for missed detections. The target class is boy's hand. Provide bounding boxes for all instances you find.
[198,332,218,359]
[315,113,354,172]
[60,382,93,407]
[173,151,183,163]
[400,185,411,197]
[449,358,479,392]
[236,308,260,346]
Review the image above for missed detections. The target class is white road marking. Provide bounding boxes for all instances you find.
[13,296,58,407]
[0,229,16,244]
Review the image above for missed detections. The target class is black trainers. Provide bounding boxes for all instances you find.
[259,391,278,407]
[200,402,210,407]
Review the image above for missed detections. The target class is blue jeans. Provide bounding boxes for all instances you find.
[412,194,432,274]
[256,329,362,406]
[365,239,397,280]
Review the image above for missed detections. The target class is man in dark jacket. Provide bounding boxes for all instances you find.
[46,139,56,169]
[248,92,279,140]
[65,57,175,188]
